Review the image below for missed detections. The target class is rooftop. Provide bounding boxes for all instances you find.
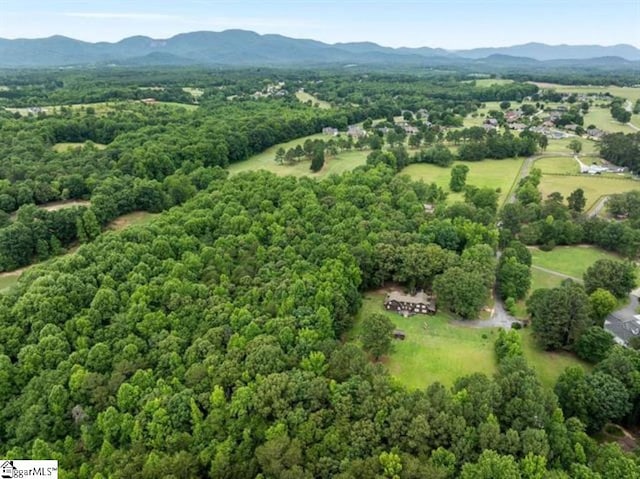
[385,291,433,305]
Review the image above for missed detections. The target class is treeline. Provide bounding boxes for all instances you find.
[599,132,640,174]
[0,167,636,477]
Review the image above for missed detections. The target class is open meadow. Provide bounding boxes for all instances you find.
[402,158,524,205]
[52,142,108,152]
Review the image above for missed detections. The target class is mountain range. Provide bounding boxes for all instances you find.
[0,30,639,68]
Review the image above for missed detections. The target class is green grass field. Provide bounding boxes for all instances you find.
[352,291,586,390]
[530,267,566,290]
[538,175,640,211]
[535,156,579,175]
[52,142,107,152]
[352,292,498,388]
[583,107,637,134]
[107,211,158,231]
[545,138,599,156]
[402,158,524,205]
[228,133,369,178]
[530,245,621,279]
[295,91,331,109]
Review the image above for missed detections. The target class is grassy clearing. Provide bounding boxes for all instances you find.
[52,142,107,152]
[228,134,368,178]
[352,292,498,388]
[352,291,586,390]
[583,107,637,134]
[402,158,524,205]
[538,175,640,211]
[295,91,331,109]
[530,245,620,279]
[107,211,158,231]
[521,329,590,388]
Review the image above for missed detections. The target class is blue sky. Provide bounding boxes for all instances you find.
[0,0,638,48]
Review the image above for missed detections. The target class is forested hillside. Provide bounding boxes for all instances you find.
[1,167,637,478]
[1,68,639,477]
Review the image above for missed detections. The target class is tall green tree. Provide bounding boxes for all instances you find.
[361,313,395,360]
[450,164,470,192]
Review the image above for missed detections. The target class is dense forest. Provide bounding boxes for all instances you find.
[0,69,639,477]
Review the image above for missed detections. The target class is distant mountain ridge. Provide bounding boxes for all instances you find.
[0,30,638,68]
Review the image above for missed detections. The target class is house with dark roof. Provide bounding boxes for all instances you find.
[384,291,436,316]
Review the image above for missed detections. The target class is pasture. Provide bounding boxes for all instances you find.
[402,158,524,205]
[535,156,580,175]
[583,107,637,134]
[352,291,586,390]
[295,90,331,109]
[538,174,640,211]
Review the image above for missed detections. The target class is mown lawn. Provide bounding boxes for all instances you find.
[228,133,369,178]
[530,267,566,290]
[351,292,498,388]
[538,175,640,211]
[402,158,524,205]
[352,291,587,390]
[530,245,621,279]
[545,138,599,156]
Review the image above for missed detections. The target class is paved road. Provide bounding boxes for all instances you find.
[452,288,520,329]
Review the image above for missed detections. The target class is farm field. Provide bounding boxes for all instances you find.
[5,100,197,116]
[228,133,369,178]
[352,291,586,390]
[402,158,524,205]
[52,142,108,152]
[538,175,640,211]
[473,78,514,87]
[295,90,331,109]
[530,245,621,279]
